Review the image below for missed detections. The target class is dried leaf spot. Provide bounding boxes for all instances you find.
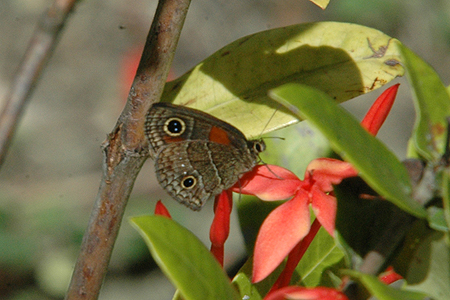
[384,59,400,66]
[365,38,392,59]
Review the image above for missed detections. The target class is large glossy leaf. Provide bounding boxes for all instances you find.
[269,83,426,218]
[130,216,239,300]
[401,46,450,161]
[162,22,404,138]
[343,270,430,300]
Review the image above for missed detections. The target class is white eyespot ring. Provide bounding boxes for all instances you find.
[181,175,196,189]
[164,117,186,136]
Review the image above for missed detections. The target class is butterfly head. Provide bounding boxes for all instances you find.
[248,139,266,156]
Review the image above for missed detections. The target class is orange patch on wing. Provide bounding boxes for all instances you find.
[209,126,231,145]
[163,136,184,143]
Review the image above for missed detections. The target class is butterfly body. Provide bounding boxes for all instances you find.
[145,103,264,210]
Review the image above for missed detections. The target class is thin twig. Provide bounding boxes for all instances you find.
[0,0,78,167]
[64,0,191,299]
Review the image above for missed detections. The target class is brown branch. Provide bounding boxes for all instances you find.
[64,0,191,299]
[0,0,78,167]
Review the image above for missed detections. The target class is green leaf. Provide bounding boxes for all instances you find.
[232,272,262,300]
[427,207,449,232]
[334,177,385,256]
[405,232,450,300]
[260,121,333,175]
[443,168,450,232]
[269,83,426,218]
[232,256,285,298]
[295,226,346,287]
[162,22,404,138]
[237,196,284,254]
[130,216,239,300]
[343,270,430,300]
[400,45,450,162]
[309,0,330,9]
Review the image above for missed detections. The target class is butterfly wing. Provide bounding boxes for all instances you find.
[145,103,249,157]
[147,103,262,210]
[155,141,257,210]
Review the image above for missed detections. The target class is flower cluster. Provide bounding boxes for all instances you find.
[156,84,400,299]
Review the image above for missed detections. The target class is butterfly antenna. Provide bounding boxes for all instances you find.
[257,104,281,139]
[263,136,285,141]
[255,104,286,179]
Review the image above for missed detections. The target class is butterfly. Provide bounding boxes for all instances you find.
[145,103,265,210]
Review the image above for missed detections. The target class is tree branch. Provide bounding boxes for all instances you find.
[64,0,191,299]
[0,0,78,167]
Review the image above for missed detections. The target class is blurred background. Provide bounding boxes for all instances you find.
[0,0,449,299]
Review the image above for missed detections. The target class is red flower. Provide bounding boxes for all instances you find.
[264,286,349,300]
[230,84,400,284]
[156,84,400,295]
[233,160,358,282]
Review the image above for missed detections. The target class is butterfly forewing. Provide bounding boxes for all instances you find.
[146,103,264,210]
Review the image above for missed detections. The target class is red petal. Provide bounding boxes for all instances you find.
[311,186,337,237]
[252,190,310,283]
[154,200,172,218]
[379,266,403,284]
[264,286,349,300]
[269,220,322,292]
[232,165,301,200]
[210,190,233,266]
[306,158,358,192]
[361,84,399,136]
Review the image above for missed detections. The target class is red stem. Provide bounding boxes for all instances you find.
[209,190,233,266]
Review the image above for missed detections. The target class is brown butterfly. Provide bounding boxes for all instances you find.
[145,103,265,210]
